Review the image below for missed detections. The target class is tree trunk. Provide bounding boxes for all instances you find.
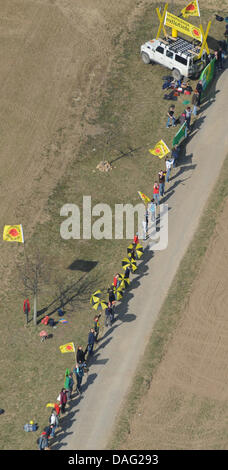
[33,293,37,326]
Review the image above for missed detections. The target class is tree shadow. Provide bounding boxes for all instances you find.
[67,260,98,272]
[110,145,143,165]
[37,272,100,324]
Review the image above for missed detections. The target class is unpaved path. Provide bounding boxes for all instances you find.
[59,69,228,450]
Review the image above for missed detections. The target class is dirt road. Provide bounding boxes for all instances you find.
[59,69,228,450]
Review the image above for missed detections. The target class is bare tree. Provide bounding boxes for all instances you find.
[16,249,50,325]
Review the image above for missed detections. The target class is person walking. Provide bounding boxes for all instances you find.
[129,245,136,261]
[166,105,176,128]
[105,302,113,327]
[59,388,67,414]
[87,328,96,356]
[108,286,116,307]
[217,47,223,70]
[54,402,61,417]
[184,106,192,131]
[145,207,149,235]
[142,219,147,240]
[149,198,156,222]
[49,409,59,438]
[158,170,165,197]
[171,145,180,168]
[43,424,53,439]
[196,80,203,106]
[93,314,101,342]
[124,266,130,280]
[38,431,50,450]
[113,273,121,289]
[153,181,160,205]
[165,158,172,183]
[64,369,71,401]
[68,372,74,399]
[73,363,84,395]
[133,233,139,245]
[192,89,199,116]
[77,346,87,366]
[23,298,30,325]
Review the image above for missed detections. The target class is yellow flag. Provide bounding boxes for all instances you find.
[181,0,200,18]
[3,224,24,243]
[59,342,75,354]
[149,140,170,159]
[138,191,151,205]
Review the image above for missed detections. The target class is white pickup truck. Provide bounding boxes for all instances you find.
[140,36,207,79]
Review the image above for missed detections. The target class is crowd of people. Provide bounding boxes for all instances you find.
[147,73,209,214]
[34,38,227,450]
[36,234,142,450]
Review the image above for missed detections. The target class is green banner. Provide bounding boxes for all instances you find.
[200,57,216,92]
[172,121,187,147]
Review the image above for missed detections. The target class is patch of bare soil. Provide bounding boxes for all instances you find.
[0,0,149,286]
[121,198,228,450]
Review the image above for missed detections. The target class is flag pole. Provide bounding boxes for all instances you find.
[73,343,77,364]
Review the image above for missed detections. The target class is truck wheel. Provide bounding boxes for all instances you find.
[172,68,182,80]
[141,52,150,64]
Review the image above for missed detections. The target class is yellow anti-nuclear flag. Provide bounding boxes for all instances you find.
[138,191,151,205]
[165,11,202,42]
[181,0,200,18]
[149,140,170,159]
[3,225,24,243]
[59,342,75,354]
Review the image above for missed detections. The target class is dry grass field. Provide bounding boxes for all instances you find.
[0,0,227,449]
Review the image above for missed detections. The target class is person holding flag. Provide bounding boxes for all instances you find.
[166,105,176,128]
[153,181,160,206]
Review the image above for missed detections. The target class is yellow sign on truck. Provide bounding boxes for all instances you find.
[164,11,202,42]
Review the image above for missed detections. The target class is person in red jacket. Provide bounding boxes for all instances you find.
[54,403,60,416]
[133,234,139,245]
[59,388,67,414]
[23,298,30,325]
[113,273,120,288]
[153,181,160,206]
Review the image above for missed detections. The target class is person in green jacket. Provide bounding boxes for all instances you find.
[64,369,71,400]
